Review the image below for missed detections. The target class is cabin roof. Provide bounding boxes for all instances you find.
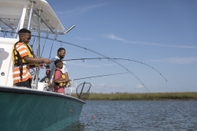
[0,0,65,33]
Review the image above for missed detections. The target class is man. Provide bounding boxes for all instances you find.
[49,47,71,87]
[12,28,50,88]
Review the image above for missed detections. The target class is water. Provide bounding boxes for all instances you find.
[63,100,197,131]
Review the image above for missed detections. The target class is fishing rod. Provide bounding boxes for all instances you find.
[32,35,151,92]
[71,72,129,81]
[0,30,160,93]
[61,57,167,82]
[51,57,167,82]
[40,31,49,57]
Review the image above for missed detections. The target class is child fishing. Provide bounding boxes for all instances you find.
[53,59,69,94]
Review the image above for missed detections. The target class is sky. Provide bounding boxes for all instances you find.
[38,0,197,93]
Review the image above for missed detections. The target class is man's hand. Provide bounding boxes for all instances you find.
[42,58,51,64]
[34,64,44,70]
[67,81,72,88]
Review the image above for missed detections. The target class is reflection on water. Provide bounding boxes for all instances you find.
[63,100,197,131]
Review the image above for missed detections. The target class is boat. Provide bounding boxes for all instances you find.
[0,0,89,130]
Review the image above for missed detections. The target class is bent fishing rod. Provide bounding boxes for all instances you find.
[33,34,168,93]
[35,35,152,92]
[1,30,162,93]
[60,57,167,82]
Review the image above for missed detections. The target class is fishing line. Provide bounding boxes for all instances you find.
[72,72,129,81]
[41,31,49,57]
[32,35,36,47]
[32,35,151,93]
[63,57,167,82]
[31,32,37,48]
[48,34,58,59]
[0,30,160,93]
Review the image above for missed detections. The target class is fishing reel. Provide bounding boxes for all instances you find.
[30,68,36,76]
[30,63,49,76]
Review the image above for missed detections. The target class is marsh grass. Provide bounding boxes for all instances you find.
[73,92,197,100]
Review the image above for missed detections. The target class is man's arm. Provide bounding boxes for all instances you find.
[65,72,72,87]
[65,72,69,82]
[62,61,71,86]
[24,57,50,64]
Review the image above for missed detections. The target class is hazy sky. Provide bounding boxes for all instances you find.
[40,0,197,93]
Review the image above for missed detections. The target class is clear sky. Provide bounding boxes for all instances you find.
[39,0,197,93]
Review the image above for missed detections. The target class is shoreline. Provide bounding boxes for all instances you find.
[73,92,197,100]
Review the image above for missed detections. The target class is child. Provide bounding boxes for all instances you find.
[53,59,68,94]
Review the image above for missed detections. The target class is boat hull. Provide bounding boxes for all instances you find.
[0,86,85,131]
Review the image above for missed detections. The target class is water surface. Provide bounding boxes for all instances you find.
[63,100,197,131]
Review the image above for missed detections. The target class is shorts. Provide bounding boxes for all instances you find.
[15,79,32,88]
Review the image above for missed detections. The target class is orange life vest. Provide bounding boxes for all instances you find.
[12,42,34,84]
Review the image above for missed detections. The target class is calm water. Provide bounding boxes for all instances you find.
[63,100,197,131]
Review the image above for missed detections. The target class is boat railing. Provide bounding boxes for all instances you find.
[76,81,91,100]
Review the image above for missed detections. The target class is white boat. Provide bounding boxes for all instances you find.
[0,0,88,130]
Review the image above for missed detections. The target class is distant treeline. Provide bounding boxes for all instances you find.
[73,92,197,100]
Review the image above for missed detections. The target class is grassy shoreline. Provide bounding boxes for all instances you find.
[74,92,197,100]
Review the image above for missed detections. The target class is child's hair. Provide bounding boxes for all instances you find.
[54,59,62,66]
[18,28,31,34]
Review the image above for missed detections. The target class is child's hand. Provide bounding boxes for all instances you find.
[47,80,51,85]
[67,81,72,87]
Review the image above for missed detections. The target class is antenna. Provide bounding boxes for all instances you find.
[63,24,75,34]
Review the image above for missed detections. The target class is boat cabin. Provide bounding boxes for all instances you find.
[0,0,65,89]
